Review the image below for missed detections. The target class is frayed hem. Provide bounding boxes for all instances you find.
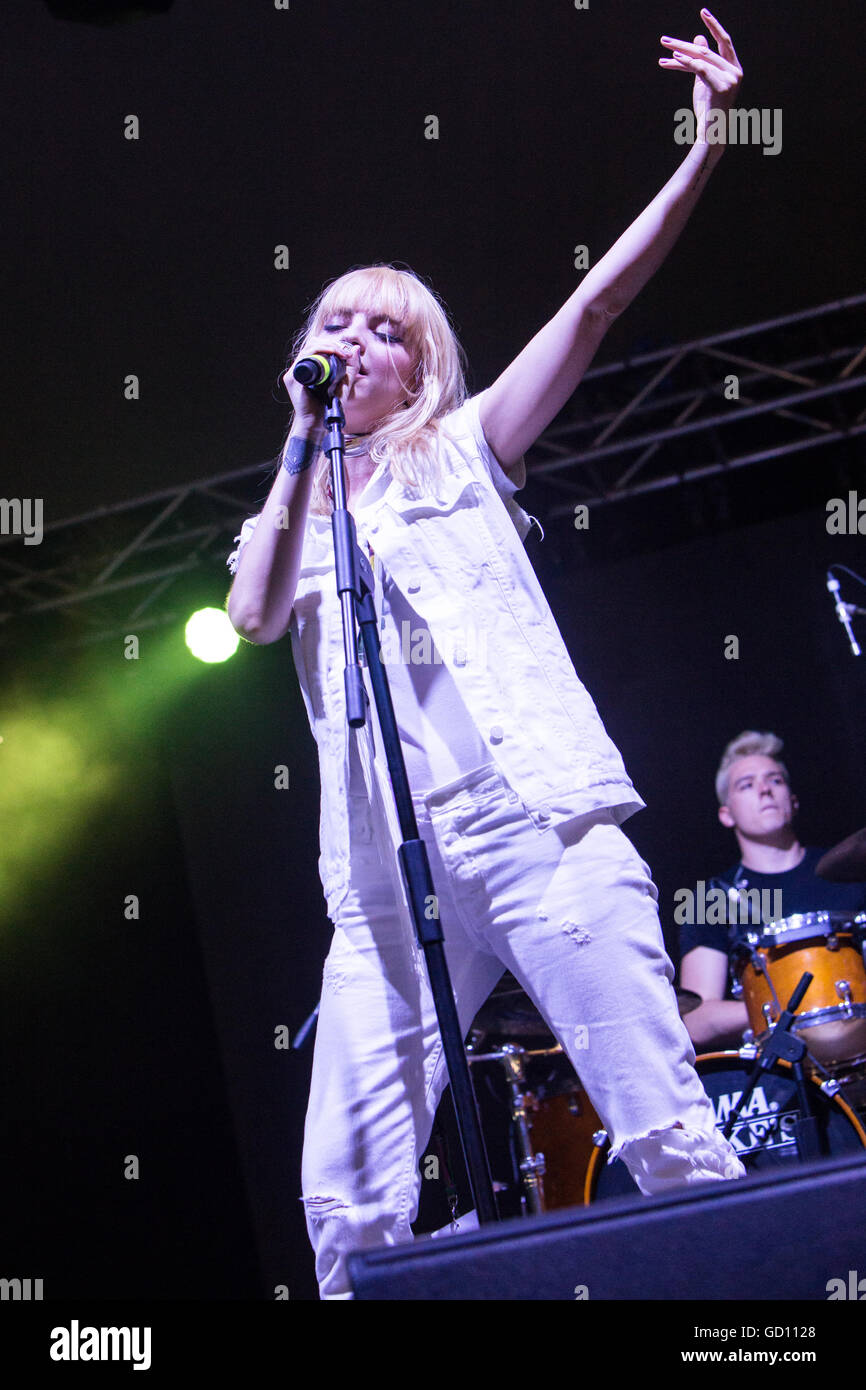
[608,1119,685,1165]
[610,1121,747,1186]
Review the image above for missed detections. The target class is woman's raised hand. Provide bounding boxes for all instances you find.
[659,9,743,136]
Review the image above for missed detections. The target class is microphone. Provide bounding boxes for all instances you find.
[292,353,347,397]
[827,572,862,656]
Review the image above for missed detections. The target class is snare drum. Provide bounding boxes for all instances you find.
[585,1051,866,1202]
[732,912,866,1069]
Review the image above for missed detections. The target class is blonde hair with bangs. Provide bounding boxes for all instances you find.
[283,265,468,516]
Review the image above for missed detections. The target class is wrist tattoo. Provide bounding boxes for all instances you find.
[282,436,320,475]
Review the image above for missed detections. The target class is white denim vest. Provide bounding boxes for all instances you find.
[228,391,644,920]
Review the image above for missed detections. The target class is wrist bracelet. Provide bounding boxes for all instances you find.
[282,436,320,475]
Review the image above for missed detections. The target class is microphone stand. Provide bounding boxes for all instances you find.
[827,573,862,657]
[320,384,499,1227]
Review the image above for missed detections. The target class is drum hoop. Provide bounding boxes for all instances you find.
[583,1049,866,1204]
[797,1002,866,1028]
[761,1006,866,1045]
[753,911,861,945]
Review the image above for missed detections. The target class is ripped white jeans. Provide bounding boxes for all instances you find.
[301,761,745,1298]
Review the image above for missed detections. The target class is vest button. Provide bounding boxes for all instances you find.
[489,725,504,743]
[408,581,420,593]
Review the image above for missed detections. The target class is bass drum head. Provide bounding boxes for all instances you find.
[586,1050,866,1203]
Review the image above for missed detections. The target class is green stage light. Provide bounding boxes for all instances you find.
[184,608,240,664]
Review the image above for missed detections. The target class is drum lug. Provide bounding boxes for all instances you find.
[520,1151,546,1178]
[738,1042,758,1060]
[827,933,841,952]
[820,1077,842,1097]
[836,979,854,1012]
[591,1129,608,1148]
[730,979,744,1000]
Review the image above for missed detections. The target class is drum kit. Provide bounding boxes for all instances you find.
[464,827,866,1216]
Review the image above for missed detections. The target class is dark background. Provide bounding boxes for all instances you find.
[1,0,864,1303]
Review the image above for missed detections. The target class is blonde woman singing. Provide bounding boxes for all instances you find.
[228,10,746,1299]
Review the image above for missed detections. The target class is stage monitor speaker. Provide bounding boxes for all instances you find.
[349,1150,866,1299]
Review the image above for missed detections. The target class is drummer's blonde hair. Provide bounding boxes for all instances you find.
[715,731,790,804]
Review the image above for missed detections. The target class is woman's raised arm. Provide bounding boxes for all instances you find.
[479,8,743,471]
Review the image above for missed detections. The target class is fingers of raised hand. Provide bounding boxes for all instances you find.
[659,10,743,77]
[659,38,741,91]
[699,9,742,70]
[660,36,726,70]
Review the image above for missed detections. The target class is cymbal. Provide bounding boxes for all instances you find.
[472,975,553,1037]
[675,986,702,1017]
[816,828,866,883]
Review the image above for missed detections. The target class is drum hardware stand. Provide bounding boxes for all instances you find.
[498,1045,546,1217]
[467,1041,576,1216]
[722,972,822,1161]
[465,1042,549,1217]
[320,385,498,1226]
[738,1038,842,1099]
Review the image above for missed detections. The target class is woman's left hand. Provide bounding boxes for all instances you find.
[659,8,743,137]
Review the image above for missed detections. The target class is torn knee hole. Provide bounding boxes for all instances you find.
[561,919,591,945]
[322,962,349,994]
[301,1194,351,1219]
[536,909,591,944]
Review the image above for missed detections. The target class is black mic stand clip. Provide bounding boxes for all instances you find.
[725,972,823,1161]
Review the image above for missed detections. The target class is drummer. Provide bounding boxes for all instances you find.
[679,730,866,1051]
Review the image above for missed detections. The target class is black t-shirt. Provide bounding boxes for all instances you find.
[679,848,866,962]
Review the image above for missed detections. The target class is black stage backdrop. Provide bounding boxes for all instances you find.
[2,0,865,1309]
[4,499,863,1303]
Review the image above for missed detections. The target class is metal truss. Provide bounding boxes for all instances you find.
[2,293,864,649]
[0,461,277,651]
[529,291,866,520]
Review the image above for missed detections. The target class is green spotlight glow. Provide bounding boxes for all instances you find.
[184,608,240,664]
[0,630,200,926]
